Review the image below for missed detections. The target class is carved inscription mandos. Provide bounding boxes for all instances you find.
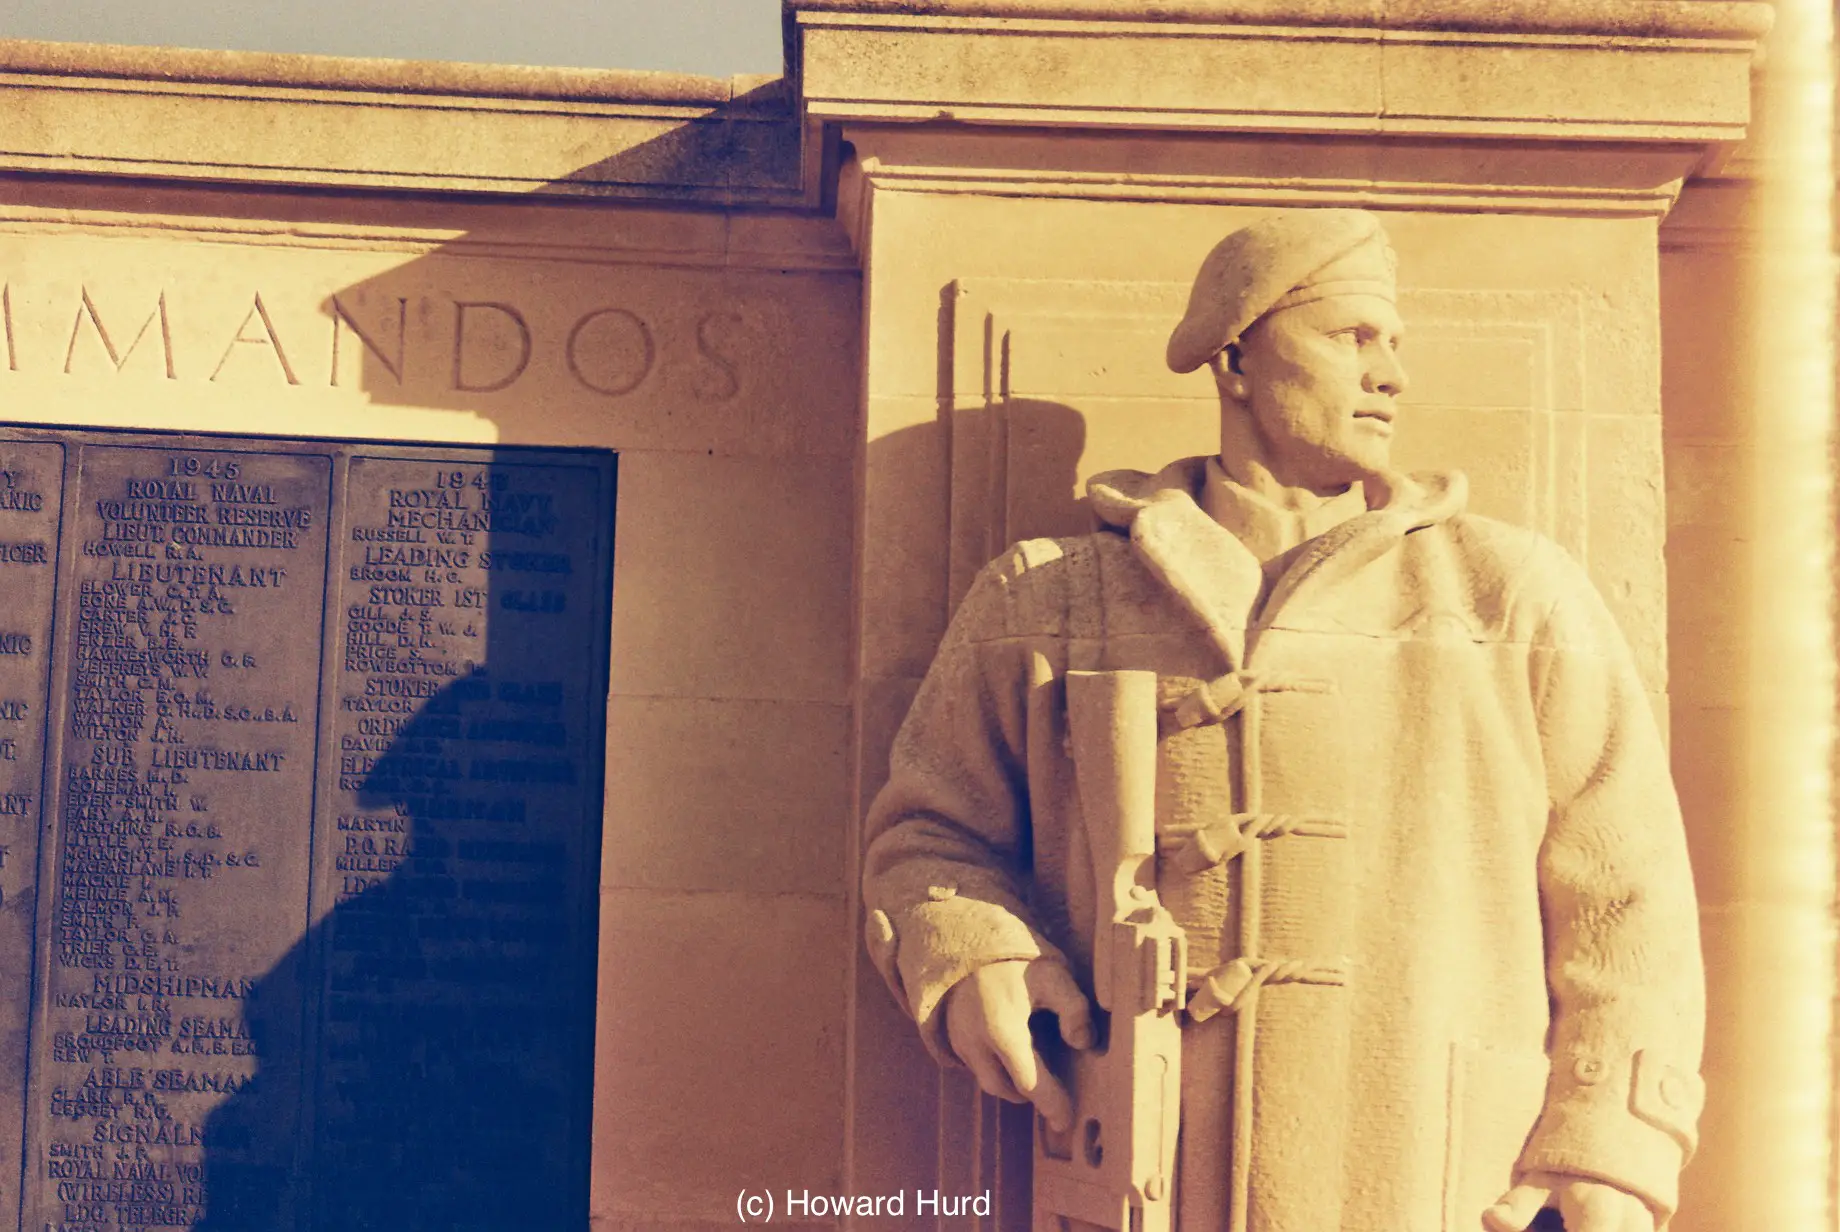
[2,427,614,1232]
[22,282,744,401]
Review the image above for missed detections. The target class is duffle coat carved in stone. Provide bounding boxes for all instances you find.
[863,457,1705,1232]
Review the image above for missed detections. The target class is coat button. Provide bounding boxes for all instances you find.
[1572,1057,1606,1085]
[1658,1072,1690,1109]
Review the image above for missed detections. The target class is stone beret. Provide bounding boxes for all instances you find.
[1167,209,1397,374]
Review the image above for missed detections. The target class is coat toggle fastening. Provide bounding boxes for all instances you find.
[1152,668,1352,1025]
[1186,956,1349,1023]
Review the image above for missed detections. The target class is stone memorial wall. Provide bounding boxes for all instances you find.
[0,3,1830,1230]
[0,428,613,1230]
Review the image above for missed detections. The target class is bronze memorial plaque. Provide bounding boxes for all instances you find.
[0,427,615,1232]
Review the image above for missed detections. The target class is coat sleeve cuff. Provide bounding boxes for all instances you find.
[1519,1049,1705,1221]
[864,894,1062,1065]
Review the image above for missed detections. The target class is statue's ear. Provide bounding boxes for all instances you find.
[1209,347,1248,402]
[1199,347,1243,380]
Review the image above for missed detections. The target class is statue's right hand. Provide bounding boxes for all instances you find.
[941,958,1095,1134]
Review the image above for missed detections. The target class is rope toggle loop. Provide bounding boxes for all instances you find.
[1160,813,1297,873]
[1158,813,1349,873]
[1162,670,1261,733]
[1186,956,1347,1023]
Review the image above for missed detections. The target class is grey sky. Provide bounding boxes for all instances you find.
[0,0,785,77]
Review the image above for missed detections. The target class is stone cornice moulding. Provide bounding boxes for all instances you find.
[0,39,822,207]
[0,38,773,105]
[792,2,1769,144]
[831,125,1721,259]
[789,0,1773,41]
[0,205,864,276]
[847,155,1695,218]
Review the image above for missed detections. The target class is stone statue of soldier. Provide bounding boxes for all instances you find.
[862,209,1706,1232]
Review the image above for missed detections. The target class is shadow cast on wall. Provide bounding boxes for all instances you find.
[195,508,611,1232]
[1001,398,1096,543]
[848,288,1092,1232]
[141,86,834,1223]
[554,79,811,206]
[147,132,730,1227]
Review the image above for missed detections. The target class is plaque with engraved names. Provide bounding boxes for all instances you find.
[0,440,66,1230]
[0,427,614,1232]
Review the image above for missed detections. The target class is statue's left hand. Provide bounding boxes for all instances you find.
[1483,1172,1655,1232]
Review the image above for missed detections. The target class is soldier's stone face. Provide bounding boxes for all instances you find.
[1234,293,1407,488]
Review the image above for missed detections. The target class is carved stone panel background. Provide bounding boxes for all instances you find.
[1,426,614,1232]
[945,278,1664,694]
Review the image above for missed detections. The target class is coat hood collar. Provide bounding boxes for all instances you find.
[1086,456,1468,670]
[1087,455,1466,531]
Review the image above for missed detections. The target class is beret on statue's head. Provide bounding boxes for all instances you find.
[1167,208,1399,374]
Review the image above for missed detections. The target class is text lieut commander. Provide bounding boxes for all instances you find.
[862,209,1705,1232]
